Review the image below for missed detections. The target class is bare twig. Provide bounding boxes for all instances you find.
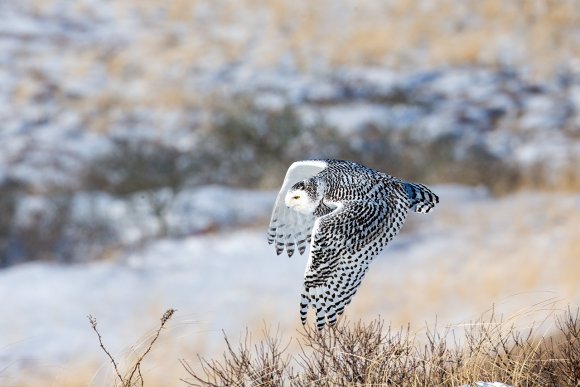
[88,308,176,387]
[126,308,176,384]
[88,314,124,385]
[182,308,580,386]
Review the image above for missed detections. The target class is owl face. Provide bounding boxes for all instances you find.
[285,181,320,215]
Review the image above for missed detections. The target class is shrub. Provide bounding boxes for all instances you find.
[0,178,23,267]
[83,138,198,197]
[83,138,203,236]
[201,101,308,188]
[182,308,580,386]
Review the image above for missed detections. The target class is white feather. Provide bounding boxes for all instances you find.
[268,160,327,256]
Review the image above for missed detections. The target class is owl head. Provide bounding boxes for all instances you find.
[285,180,322,215]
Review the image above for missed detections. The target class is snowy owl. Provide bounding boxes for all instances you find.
[267,159,439,330]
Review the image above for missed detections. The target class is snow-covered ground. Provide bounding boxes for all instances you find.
[3,64,580,191]
[1,185,579,385]
[1,1,580,192]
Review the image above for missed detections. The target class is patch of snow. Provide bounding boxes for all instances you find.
[520,94,562,131]
[167,186,275,236]
[320,103,393,134]
[303,80,342,102]
[512,135,580,172]
[253,92,287,111]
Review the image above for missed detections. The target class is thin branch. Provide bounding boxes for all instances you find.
[88,314,124,385]
[126,308,176,384]
[88,308,176,387]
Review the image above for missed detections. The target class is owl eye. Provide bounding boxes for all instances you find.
[293,195,300,200]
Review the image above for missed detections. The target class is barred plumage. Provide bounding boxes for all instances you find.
[267,159,439,330]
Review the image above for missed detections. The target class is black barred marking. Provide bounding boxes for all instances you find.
[404,182,439,214]
[267,159,437,329]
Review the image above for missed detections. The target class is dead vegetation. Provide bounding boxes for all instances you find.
[182,308,580,386]
[88,309,176,387]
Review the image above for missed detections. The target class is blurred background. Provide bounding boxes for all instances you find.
[0,0,579,385]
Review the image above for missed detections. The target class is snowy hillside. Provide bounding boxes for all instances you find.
[2,0,580,270]
[1,1,580,194]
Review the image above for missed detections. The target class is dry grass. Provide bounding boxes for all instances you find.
[516,154,580,194]
[182,308,580,386]
[332,185,580,350]
[107,0,580,75]
[16,0,579,132]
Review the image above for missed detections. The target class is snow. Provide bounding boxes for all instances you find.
[320,103,393,134]
[0,229,303,384]
[520,94,563,131]
[1,185,579,385]
[167,185,275,235]
[4,185,276,264]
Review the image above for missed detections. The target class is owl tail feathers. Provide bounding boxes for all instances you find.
[404,182,439,213]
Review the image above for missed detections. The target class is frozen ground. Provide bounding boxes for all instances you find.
[3,64,580,192]
[1,185,579,386]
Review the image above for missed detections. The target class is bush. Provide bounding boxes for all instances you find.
[201,101,308,188]
[83,138,203,236]
[0,182,93,266]
[83,138,198,197]
[0,178,22,267]
[182,309,580,386]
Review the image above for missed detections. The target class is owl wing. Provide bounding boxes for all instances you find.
[267,160,328,257]
[299,197,409,330]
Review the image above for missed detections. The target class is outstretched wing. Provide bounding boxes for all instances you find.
[267,160,327,257]
[299,197,409,330]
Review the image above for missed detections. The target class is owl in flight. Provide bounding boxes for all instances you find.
[267,159,439,330]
